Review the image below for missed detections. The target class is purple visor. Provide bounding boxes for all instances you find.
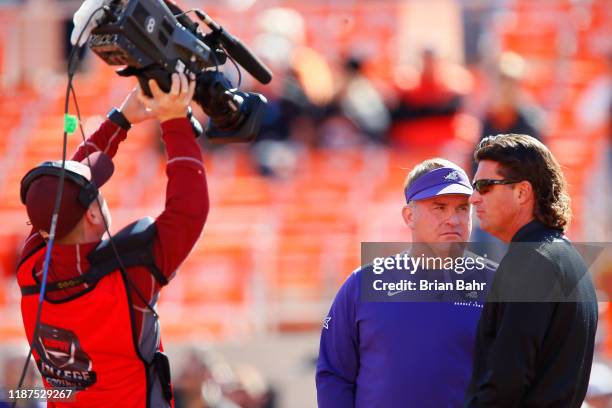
[404,166,473,203]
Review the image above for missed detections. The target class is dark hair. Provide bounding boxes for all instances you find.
[404,158,459,191]
[474,134,571,230]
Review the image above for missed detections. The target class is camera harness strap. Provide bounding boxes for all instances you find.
[20,217,168,296]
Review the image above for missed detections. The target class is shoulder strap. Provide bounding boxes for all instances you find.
[88,216,167,286]
[20,217,167,296]
[20,265,114,295]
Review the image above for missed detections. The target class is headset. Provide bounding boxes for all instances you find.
[19,161,100,209]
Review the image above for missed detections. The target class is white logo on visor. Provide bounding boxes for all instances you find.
[444,171,460,181]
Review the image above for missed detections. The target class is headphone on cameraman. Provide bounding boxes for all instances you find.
[20,161,100,208]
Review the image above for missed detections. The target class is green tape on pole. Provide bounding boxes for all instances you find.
[64,114,78,134]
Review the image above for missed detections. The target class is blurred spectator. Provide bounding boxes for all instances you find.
[223,365,276,408]
[173,349,275,408]
[250,67,317,177]
[389,48,468,148]
[252,7,331,146]
[576,55,611,136]
[256,67,317,145]
[575,54,611,240]
[174,349,230,408]
[317,56,390,147]
[479,52,544,144]
[470,52,544,257]
[249,7,329,177]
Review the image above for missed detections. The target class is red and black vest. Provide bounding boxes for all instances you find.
[17,218,172,407]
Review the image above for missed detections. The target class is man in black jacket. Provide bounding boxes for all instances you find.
[465,134,598,407]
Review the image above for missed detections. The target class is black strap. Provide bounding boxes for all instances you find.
[107,107,132,131]
[153,351,173,404]
[21,217,168,296]
[21,265,112,296]
[89,217,168,286]
[20,249,165,296]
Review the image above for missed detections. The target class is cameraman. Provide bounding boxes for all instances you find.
[16,72,208,407]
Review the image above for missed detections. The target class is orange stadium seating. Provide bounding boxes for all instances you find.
[0,0,610,347]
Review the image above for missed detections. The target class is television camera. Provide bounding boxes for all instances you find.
[83,0,272,142]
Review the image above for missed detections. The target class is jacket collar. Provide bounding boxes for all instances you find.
[36,241,99,280]
[511,219,564,243]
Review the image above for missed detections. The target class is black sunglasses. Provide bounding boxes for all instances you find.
[472,179,520,194]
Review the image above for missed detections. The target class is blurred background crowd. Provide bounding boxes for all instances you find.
[0,0,610,406]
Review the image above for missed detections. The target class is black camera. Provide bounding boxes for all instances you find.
[87,0,271,142]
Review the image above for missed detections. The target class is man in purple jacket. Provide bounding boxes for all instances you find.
[316,158,495,408]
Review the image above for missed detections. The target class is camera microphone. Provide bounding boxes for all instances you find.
[194,10,272,85]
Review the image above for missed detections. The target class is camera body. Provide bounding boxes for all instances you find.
[88,0,269,143]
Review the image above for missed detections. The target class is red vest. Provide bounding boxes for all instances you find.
[17,247,150,407]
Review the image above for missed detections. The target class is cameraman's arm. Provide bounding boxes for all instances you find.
[152,118,208,279]
[71,86,153,161]
[71,119,126,161]
[20,87,154,263]
[141,73,209,282]
[19,86,141,263]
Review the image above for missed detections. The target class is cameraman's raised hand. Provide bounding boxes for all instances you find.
[119,85,155,125]
[138,73,196,123]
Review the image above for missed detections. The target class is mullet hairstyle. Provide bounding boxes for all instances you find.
[474,134,571,231]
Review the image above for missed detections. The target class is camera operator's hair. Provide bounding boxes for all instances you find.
[404,158,459,191]
[474,134,571,231]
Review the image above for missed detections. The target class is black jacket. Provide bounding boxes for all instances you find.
[465,220,598,407]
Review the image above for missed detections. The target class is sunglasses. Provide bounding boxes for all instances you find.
[472,179,520,194]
